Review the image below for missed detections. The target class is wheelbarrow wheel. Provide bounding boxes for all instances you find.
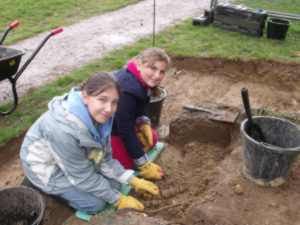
[0,77,18,116]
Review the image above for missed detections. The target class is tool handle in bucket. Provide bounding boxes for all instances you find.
[241,88,266,142]
[14,27,63,81]
[241,88,253,124]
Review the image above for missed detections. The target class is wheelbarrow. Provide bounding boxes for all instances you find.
[0,20,63,115]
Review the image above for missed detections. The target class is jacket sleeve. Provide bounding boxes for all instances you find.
[114,93,147,163]
[47,129,120,204]
[97,139,135,184]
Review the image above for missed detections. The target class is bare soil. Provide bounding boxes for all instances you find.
[1,57,300,225]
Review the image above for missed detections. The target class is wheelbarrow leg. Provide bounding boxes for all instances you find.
[0,77,18,115]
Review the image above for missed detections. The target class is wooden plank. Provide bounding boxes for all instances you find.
[183,104,240,124]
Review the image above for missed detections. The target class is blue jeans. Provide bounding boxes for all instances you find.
[58,181,121,214]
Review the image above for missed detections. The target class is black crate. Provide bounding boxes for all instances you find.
[213,4,267,37]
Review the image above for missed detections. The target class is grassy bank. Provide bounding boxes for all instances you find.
[0,0,139,43]
[0,0,299,145]
[0,42,146,144]
[238,0,300,14]
[162,0,300,61]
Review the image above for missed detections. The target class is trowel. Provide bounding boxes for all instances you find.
[241,88,265,142]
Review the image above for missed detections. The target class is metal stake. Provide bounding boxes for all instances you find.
[152,0,156,46]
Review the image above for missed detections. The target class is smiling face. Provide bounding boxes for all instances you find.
[138,60,168,88]
[82,87,119,124]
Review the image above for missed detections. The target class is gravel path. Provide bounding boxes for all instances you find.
[0,0,210,101]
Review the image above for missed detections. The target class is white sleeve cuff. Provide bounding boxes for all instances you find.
[117,169,135,184]
[134,154,149,166]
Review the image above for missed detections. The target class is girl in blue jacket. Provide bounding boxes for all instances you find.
[112,48,171,180]
[20,72,159,214]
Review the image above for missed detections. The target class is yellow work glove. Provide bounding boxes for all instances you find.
[138,162,163,180]
[136,123,153,151]
[115,195,144,211]
[136,132,151,151]
[129,176,160,196]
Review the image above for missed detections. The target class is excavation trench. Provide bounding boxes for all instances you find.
[1,57,300,225]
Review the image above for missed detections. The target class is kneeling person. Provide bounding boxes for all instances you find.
[20,72,159,214]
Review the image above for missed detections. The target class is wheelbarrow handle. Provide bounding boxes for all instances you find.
[1,25,63,115]
[0,20,20,45]
[9,20,20,29]
[51,28,63,36]
[14,27,63,81]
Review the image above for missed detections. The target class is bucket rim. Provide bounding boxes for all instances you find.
[268,18,290,25]
[240,115,300,152]
[0,186,46,225]
[150,86,167,103]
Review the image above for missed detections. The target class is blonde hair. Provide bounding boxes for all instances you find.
[135,48,171,69]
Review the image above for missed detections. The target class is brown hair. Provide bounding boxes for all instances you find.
[135,48,171,69]
[80,72,120,96]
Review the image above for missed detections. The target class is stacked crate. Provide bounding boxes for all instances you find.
[213,4,267,37]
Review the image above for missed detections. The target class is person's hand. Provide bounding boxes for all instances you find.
[115,195,144,211]
[138,162,163,180]
[129,176,160,196]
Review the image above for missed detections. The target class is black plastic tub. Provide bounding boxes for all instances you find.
[146,86,167,127]
[240,116,300,186]
[267,18,290,40]
[0,186,45,225]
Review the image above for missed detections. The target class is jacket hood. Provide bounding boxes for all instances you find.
[115,69,149,100]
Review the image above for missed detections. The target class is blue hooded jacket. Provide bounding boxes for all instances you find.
[20,88,134,204]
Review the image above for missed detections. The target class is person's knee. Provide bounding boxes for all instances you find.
[75,198,107,214]
[110,179,121,190]
[88,199,107,214]
[59,190,107,214]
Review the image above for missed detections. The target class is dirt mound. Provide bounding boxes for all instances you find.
[139,57,300,225]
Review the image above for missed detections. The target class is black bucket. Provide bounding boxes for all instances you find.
[146,86,167,127]
[240,116,300,186]
[267,18,290,40]
[0,186,45,225]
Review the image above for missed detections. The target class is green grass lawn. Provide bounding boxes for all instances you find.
[0,0,299,145]
[0,0,139,43]
[161,0,300,61]
[238,0,300,14]
[157,21,299,61]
